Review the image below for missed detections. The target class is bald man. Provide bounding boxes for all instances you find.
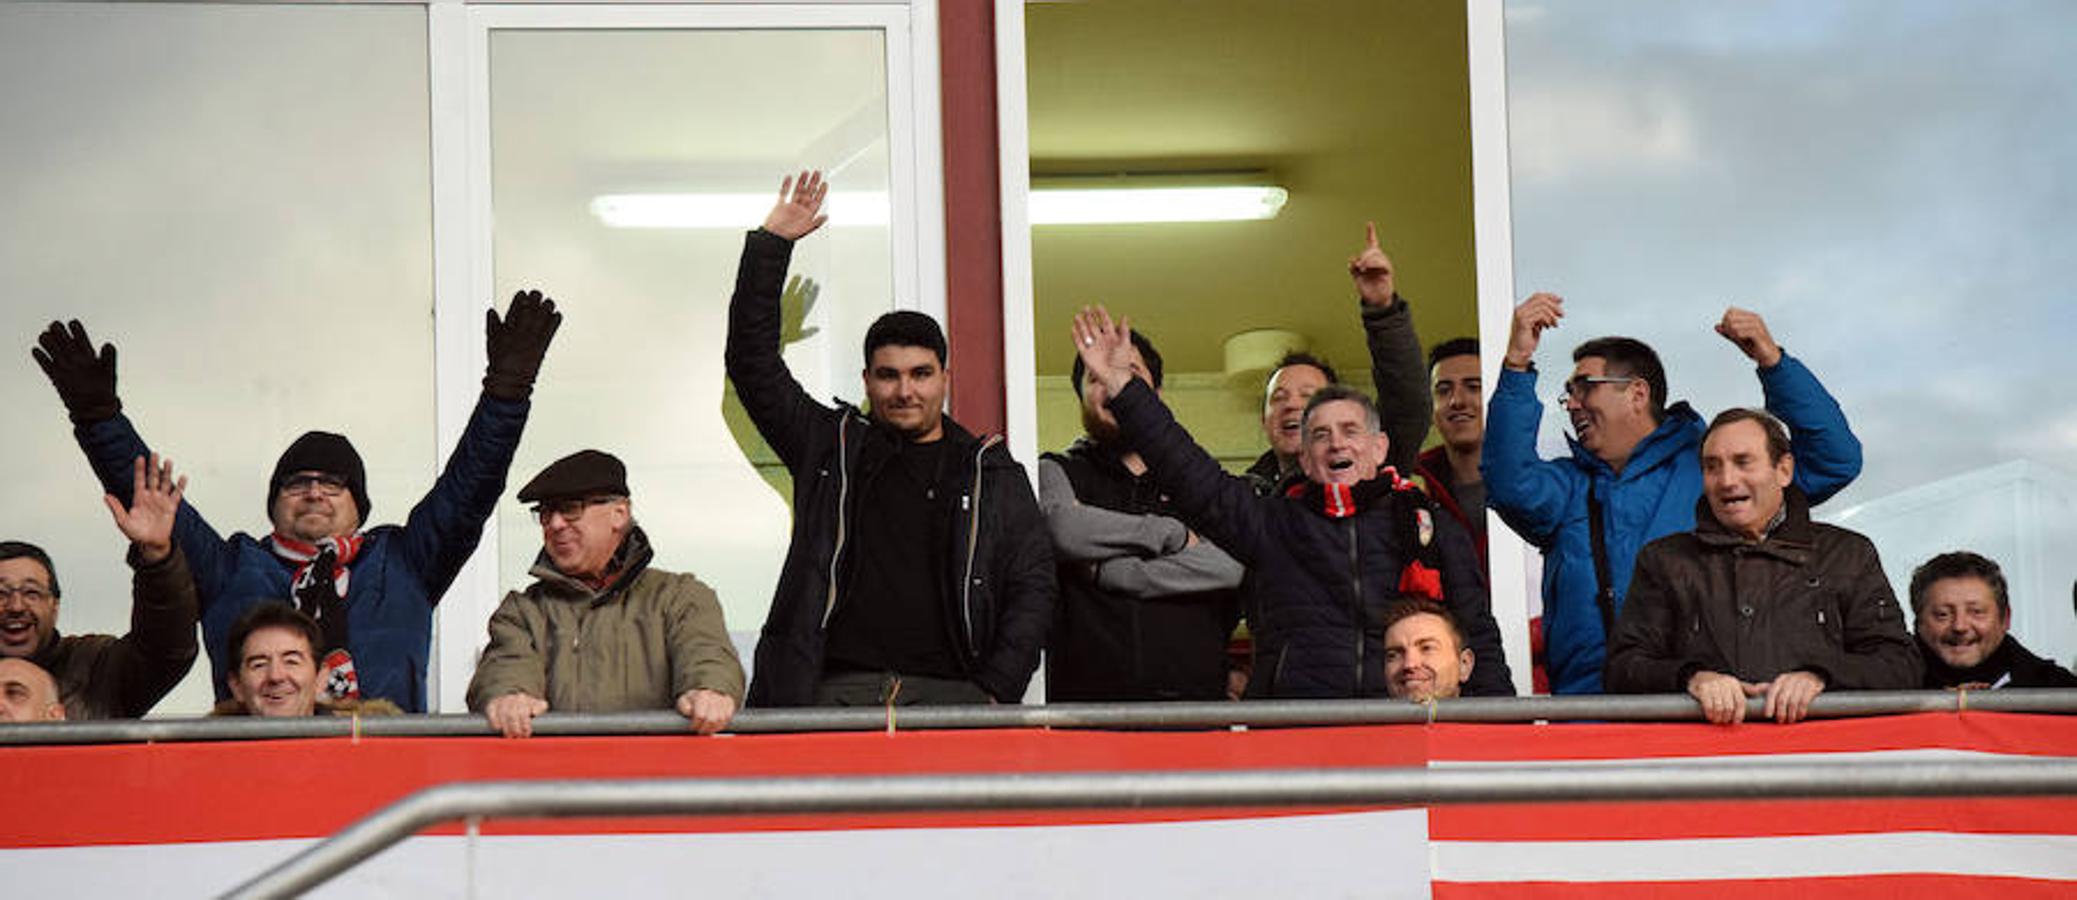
[0,658,66,722]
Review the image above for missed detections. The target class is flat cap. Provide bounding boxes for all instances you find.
[517,449,629,504]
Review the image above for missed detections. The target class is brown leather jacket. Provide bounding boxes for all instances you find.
[1605,487,1921,693]
[31,546,199,720]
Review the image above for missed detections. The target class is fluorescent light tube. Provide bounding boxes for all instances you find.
[591,191,891,229]
[1029,185,1288,225]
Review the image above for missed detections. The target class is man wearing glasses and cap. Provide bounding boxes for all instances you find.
[31,291,562,712]
[467,450,744,738]
[1483,296,1864,695]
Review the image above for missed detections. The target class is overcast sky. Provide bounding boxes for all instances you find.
[1502,0,2077,510]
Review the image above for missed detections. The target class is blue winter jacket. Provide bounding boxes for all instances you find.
[72,395,529,712]
[1481,354,1862,694]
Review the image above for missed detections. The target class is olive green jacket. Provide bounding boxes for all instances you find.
[466,527,745,713]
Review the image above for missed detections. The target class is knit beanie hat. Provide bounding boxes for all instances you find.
[268,431,370,521]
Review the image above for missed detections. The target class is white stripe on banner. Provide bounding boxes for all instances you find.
[1431,832,2077,883]
[1430,748,2015,769]
[5,808,1430,899]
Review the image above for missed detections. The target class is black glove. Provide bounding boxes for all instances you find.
[483,290,563,401]
[32,320,122,425]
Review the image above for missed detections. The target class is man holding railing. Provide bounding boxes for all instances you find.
[466,450,744,738]
[1483,298,1863,696]
[1604,409,1918,724]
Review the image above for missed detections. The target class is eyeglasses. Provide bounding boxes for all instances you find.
[1558,375,1636,404]
[0,585,52,606]
[532,496,622,525]
[279,474,349,497]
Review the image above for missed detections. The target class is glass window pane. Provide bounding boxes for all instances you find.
[0,3,433,715]
[1503,1,2077,663]
[487,28,893,659]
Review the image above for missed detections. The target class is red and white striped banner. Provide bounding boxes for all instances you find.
[2,712,2070,897]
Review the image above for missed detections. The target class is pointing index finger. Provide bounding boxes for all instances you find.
[1364,221,1380,250]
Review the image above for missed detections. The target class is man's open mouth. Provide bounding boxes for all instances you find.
[0,619,33,641]
[1329,458,1356,471]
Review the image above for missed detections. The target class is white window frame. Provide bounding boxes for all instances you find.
[1464,0,1534,696]
[427,0,946,711]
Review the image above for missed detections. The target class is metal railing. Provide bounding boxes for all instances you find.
[4,689,2074,746]
[222,756,2077,899]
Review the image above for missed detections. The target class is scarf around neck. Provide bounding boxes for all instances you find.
[267,532,366,701]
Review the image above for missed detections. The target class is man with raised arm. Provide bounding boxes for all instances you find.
[1040,328,1244,702]
[0,454,198,719]
[32,292,561,712]
[1074,307,1512,698]
[1482,295,1862,695]
[1605,409,1917,723]
[726,171,1053,707]
[1245,223,1431,495]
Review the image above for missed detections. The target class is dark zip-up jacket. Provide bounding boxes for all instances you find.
[1108,379,1513,698]
[1605,487,1921,693]
[725,229,1055,707]
[1041,438,1242,701]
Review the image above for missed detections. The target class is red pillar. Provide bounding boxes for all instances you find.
[938,0,1007,436]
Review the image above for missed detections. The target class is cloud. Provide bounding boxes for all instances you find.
[1507,83,1700,184]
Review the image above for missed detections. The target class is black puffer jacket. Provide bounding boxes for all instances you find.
[725,230,1055,707]
[1109,380,1513,698]
[1605,487,1922,693]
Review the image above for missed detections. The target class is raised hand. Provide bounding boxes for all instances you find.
[1070,305,1138,395]
[763,170,830,241]
[781,274,822,345]
[1715,306,1782,368]
[676,688,737,736]
[1348,221,1397,307]
[483,289,564,401]
[1503,292,1565,371]
[104,453,187,565]
[31,320,122,424]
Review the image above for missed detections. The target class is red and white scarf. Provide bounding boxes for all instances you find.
[267,532,366,701]
[268,532,365,598]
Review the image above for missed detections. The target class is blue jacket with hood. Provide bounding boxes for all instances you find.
[1482,354,1862,694]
